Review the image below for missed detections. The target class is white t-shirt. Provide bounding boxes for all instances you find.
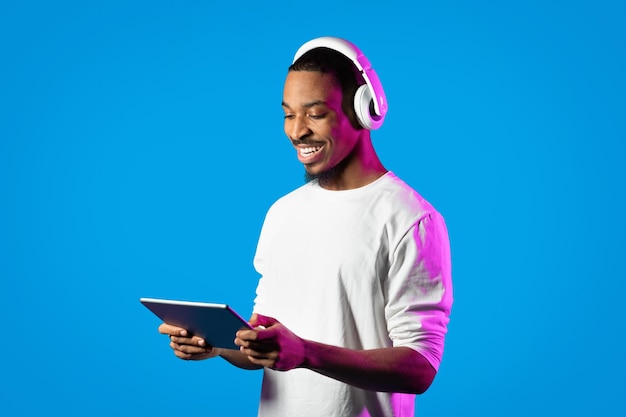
[253,172,453,417]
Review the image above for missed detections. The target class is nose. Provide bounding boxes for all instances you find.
[287,115,312,141]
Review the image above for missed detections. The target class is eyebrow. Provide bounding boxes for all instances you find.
[281,100,326,109]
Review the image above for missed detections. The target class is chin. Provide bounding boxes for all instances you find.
[303,165,339,184]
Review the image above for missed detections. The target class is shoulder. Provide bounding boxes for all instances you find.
[375,172,441,223]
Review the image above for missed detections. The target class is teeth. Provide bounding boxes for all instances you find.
[300,146,322,156]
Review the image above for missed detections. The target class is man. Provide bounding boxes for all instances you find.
[159,37,453,417]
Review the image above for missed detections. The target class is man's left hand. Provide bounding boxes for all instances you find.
[235,314,306,371]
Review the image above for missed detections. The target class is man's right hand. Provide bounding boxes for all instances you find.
[158,323,223,360]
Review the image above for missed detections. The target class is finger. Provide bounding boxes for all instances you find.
[248,313,259,327]
[236,328,260,342]
[174,350,195,360]
[235,333,274,350]
[170,335,206,347]
[236,327,278,348]
[171,340,212,355]
[252,325,279,342]
[240,346,278,360]
[246,354,277,369]
[158,323,188,337]
[253,314,279,328]
[237,338,279,353]
[174,349,207,361]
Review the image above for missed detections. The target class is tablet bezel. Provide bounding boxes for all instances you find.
[140,297,253,350]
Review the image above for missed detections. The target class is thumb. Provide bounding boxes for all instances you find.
[249,313,279,328]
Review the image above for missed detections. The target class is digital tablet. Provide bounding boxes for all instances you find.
[140,297,253,350]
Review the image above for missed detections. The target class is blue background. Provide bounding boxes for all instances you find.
[1,1,624,415]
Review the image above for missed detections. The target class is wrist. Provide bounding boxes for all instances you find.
[300,338,317,369]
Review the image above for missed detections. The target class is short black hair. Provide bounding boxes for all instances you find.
[289,47,365,129]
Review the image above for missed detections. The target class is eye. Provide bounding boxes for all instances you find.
[308,113,326,120]
[284,113,295,120]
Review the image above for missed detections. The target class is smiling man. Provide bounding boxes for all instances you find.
[159,37,453,417]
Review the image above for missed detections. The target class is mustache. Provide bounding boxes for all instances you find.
[291,138,325,146]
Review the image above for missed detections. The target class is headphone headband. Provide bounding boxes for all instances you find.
[292,36,388,130]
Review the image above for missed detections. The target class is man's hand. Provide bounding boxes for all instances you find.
[158,323,223,361]
[235,314,306,371]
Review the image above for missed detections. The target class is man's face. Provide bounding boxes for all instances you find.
[282,70,360,178]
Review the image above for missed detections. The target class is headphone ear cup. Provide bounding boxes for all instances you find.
[354,84,373,130]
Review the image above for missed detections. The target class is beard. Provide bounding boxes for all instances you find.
[303,157,348,186]
[304,166,338,185]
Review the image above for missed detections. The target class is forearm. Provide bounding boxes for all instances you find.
[220,348,263,370]
[302,342,436,394]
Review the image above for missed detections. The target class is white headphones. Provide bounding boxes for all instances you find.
[292,36,388,130]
